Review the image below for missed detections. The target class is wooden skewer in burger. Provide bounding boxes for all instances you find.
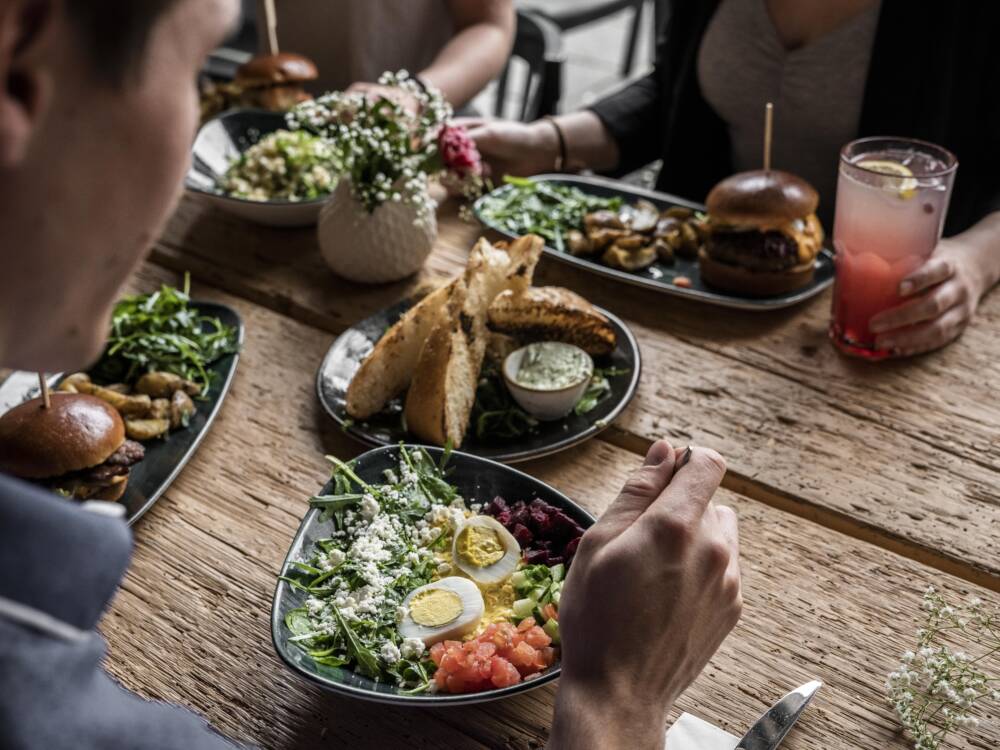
[699,101,825,297]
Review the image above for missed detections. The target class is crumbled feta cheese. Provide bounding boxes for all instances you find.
[436,562,452,575]
[380,641,401,664]
[327,549,345,567]
[395,606,408,623]
[400,638,425,660]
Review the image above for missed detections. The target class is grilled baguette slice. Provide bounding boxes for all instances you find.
[488,286,617,356]
[405,235,544,446]
[345,282,453,419]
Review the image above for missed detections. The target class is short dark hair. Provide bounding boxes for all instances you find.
[66,0,178,83]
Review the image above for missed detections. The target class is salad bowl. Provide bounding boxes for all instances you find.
[185,109,330,227]
[271,444,596,706]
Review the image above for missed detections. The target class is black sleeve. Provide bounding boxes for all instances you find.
[587,72,664,177]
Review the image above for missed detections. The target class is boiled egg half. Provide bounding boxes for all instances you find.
[399,577,485,646]
[452,515,520,585]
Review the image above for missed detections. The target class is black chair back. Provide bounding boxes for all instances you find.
[494,10,565,121]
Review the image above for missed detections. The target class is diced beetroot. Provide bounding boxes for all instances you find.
[510,506,531,528]
[523,549,550,565]
[512,523,533,546]
[488,496,509,514]
[496,509,513,526]
[549,511,584,540]
[530,498,557,514]
[546,556,564,566]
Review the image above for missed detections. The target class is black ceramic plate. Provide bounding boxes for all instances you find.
[316,300,641,463]
[473,174,835,311]
[271,444,596,706]
[185,109,328,227]
[0,302,243,525]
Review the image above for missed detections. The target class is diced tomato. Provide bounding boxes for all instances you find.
[429,642,446,666]
[517,616,537,632]
[541,603,558,622]
[508,641,538,672]
[490,657,522,688]
[523,626,551,649]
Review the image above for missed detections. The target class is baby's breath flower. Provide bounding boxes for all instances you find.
[887,587,999,749]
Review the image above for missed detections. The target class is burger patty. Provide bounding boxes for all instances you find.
[47,439,146,494]
[706,230,801,272]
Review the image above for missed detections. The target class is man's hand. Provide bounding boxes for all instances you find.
[870,239,988,356]
[548,440,743,750]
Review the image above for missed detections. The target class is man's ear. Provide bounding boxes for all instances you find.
[0,0,53,167]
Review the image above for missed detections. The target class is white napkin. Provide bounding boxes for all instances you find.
[665,712,740,750]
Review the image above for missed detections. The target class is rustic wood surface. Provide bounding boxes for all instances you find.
[151,195,1000,589]
[90,263,1000,749]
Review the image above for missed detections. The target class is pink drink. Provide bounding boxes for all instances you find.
[830,138,957,359]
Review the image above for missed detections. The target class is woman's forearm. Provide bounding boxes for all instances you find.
[420,0,515,108]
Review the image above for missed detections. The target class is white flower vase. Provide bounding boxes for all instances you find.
[317,180,437,284]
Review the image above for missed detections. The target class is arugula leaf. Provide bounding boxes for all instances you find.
[332,605,381,678]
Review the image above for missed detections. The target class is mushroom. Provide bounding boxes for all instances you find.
[630,200,660,234]
[585,227,628,251]
[566,229,595,257]
[662,206,694,221]
[149,398,171,420]
[654,239,675,264]
[602,244,657,272]
[585,210,627,231]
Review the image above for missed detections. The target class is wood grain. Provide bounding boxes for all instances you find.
[96,264,1000,749]
[151,196,1000,586]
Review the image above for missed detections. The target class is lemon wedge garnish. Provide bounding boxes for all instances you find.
[857,159,918,199]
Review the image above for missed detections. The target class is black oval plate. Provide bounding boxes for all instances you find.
[473,174,835,311]
[0,302,243,525]
[316,299,641,463]
[271,444,596,706]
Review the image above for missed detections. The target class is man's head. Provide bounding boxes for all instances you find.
[0,0,240,372]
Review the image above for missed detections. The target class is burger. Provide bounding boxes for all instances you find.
[699,170,824,296]
[234,52,318,110]
[0,393,144,501]
[200,52,319,122]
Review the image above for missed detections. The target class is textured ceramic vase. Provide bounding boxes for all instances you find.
[318,180,437,284]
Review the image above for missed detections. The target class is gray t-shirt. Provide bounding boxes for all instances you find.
[0,473,244,750]
[697,0,881,227]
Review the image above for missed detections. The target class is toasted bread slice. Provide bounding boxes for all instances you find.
[488,286,617,356]
[404,236,543,447]
[345,282,454,419]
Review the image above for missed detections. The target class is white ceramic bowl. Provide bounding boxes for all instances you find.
[502,343,594,421]
[185,109,330,228]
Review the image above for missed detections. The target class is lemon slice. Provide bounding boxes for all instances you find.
[857,159,918,199]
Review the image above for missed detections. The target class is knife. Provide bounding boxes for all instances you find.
[735,681,822,750]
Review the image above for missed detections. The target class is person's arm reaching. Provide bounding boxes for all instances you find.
[869,212,1000,356]
[548,441,743,750]
[419,0,515,109]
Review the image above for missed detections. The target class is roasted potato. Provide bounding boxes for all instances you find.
[663,206,694,220]
[103,383,132,395]
[135,371,200,398]
[59,373,91,393]
[614,234,646,250]
[125,418,170,441]
[149,398,171,420]
[170,390,196,429]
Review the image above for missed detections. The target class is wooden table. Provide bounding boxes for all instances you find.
[94,194,1000,749]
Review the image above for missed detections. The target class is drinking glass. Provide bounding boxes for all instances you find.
[830,136,957,359]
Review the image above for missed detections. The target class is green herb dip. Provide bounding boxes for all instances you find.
[515,342,593,390]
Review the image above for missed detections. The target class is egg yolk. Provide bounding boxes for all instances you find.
[457,525,505,568]
[410,588,463,627]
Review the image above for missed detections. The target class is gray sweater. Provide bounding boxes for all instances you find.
[0,473,244,750]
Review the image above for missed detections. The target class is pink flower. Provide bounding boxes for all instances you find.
[438,125,482,178]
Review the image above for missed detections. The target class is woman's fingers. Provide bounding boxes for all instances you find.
[899,256,956,297]
[870,279,966,333]
[875,304,970,356]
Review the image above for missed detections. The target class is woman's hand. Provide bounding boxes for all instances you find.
[345,81,420,115]
[869,239,988,356]
[456,117,560,178]
[548,440,743,750]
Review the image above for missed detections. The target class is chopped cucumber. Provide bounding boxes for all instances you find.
[552,589,561,606]
[511,570,528,588]
[532,587,548,602]
[512,598,536,620]
[550,563,566,582]
[543,617,560,644]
